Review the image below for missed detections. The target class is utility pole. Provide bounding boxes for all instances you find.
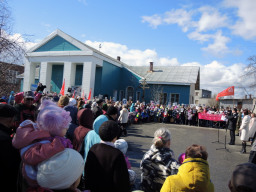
[140,78,149,102]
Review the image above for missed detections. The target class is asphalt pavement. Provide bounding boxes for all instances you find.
[124,122,249,192]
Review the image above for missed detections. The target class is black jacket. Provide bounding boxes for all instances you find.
[226,112,238,131]
[0,123,21,191]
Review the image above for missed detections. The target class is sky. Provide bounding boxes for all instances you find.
[5,0,256,97]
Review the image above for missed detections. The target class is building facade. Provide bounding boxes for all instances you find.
[23,29,200,104]
[0,62,24,97]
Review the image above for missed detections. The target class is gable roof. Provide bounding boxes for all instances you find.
[126,66,199,85]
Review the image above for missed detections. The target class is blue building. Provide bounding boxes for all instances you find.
[22,29,200,105]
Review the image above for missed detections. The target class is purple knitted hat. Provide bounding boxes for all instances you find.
[37,100,71,136]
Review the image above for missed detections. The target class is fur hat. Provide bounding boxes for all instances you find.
[37,148,84,190]
[37,100,71,136]
[114,139,128,155]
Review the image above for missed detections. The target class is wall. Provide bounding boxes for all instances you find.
[143,84,190,104]
[99,61,121,98]
[220,99,254,110]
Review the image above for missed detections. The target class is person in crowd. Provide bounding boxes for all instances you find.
[228,162,256,192]
[118,104,129,136]
[58,95,69,108]
[77,98,85,110]
[248,113,256,164]
[84,100,92,109]
[84,120,130,192]
[102,103,108,114]
[14,91,37,129]
[0,104,21,192]
[12,100,73,188]
[8,90,15,105]
[35,148,84,192]
[161,144,214,192]
[140,128,179,192]
[73,108,93,153]
[64,98,79,142]
[92,98,104,119]
[36,82,47,93]
[226,108,238,145]
[114,138,137,186]
[236,108,242,136]
[83,106,119,162]
[239,109,251,154]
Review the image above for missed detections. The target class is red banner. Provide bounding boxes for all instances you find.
[59,79,65,96]
[216,86,234,101]
[198,112,225,121]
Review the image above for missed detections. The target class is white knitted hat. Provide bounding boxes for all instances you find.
[69,98,77,106]
[37,148,84,190]
[114,139,128,155]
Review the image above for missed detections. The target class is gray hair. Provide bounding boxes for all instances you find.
[153,128,171,148]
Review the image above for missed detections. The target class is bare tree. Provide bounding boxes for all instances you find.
[0,1,26,64]
[242,55,256,88]
[150,84,163,103]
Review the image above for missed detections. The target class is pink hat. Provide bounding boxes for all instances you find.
[37,100,71,136]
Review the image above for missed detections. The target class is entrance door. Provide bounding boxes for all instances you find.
[51,65,64,93]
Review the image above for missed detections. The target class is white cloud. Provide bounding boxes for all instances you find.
[188,31,212,42]
[224,0,256,39]
[201,30,230,56]
[163,9,194,32]
[141,14,162,29]
[197,6,229,32]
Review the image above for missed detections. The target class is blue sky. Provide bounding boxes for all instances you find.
[6,0,256,96]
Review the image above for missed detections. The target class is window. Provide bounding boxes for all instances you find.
[126,86,134,100]
[170,93,179,104]
[136,91,141,101]
[119,90,124,101]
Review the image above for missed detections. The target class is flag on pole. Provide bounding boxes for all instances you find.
[216,86,234,101]
[72,90,75,98]
[59,79,65,96]
[87,88,92,100]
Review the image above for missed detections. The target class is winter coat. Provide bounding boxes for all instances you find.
[0,123,21,192]
[240,115,251,141]
[83,114,108,162]
[118,108,129,123]
[160,158,214,192]
[63,105,78,142]
[140,145,180,192]
[12,120,68,186]
[84,143,130,192]
[248,119,256,152]
[226,112,238,131]
[73,108,93,152]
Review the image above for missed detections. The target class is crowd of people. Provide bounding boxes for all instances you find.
[0,89,256,192]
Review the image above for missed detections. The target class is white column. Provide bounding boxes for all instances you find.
[40,62,52,93]
[82,62,96,99]
[63,62,76,94]
[23,58,36,91]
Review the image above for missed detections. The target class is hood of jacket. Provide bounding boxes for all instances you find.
[77,108,93,129]
[177,158,212,191]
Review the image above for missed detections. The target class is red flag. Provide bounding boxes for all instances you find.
[59,79,65,95]
[87,88,92,100]
[216,86,234,101]
[72,90,75,98]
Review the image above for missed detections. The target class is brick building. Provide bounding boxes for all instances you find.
[0,62,24,97]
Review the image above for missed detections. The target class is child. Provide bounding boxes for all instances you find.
[12,100,72,187]
[114,139,136,185]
